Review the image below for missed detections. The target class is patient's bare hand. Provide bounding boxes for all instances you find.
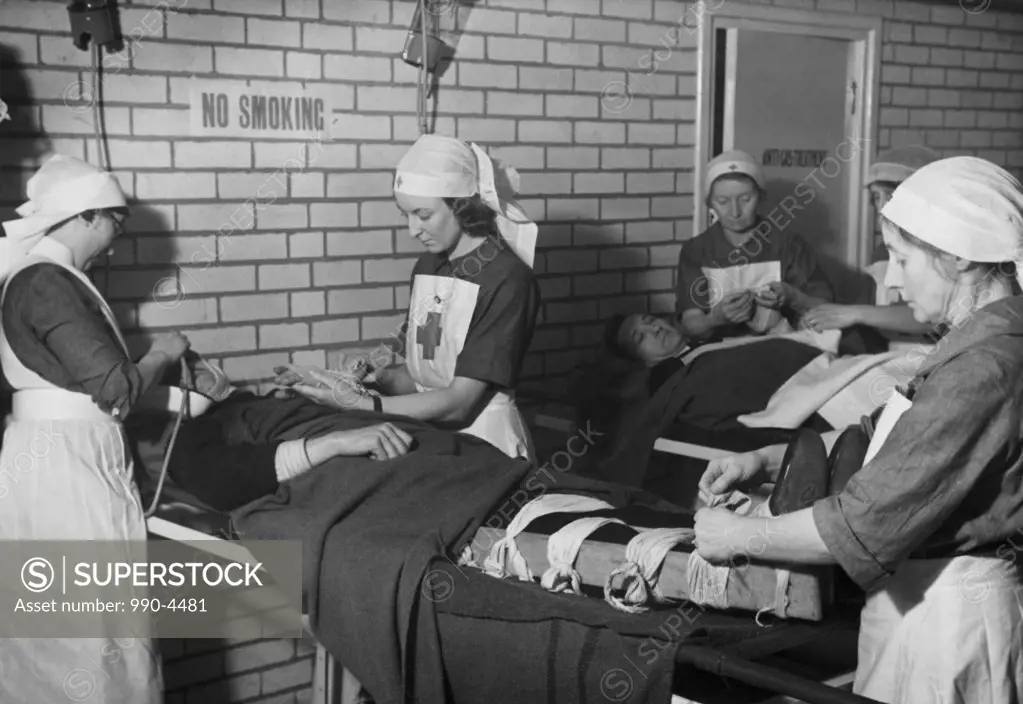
[698,452,766,505]
[329,423,413,461]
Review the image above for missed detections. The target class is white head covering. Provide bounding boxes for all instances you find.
[393,134,538,268]
[881,156,1023,288]
[0,154,126,281]
[706,149,765,197]
[865,145,940,187]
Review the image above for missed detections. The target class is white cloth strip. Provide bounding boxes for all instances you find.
[605,527,694,614]
[482,494,614,582]
[541,516,629,596]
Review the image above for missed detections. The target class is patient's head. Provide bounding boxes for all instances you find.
[606,313,688,366]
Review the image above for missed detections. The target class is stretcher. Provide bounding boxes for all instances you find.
[145,477,874,704]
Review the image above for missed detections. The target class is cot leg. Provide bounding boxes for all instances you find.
[311,640,342,704]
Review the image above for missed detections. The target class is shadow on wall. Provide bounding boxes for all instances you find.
[0,43,49,222]
[0,43,182,358]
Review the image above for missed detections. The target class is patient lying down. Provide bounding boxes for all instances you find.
[128,355,485,513]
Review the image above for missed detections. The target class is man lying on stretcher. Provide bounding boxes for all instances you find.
[127,351,460,512]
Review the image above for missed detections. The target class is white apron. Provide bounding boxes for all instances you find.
[405,274,534,463]
[702,261,792,335]
[853,389,1023,703]
[0,251,163,703]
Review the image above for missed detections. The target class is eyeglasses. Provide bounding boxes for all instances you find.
[106,209,129,233]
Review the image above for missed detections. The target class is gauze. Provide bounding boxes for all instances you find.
[881,156,1023,289]
[394,134,538,268]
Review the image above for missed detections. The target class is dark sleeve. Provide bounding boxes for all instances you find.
[812,351,1018,591]
[168,415,282,512]
[782,234,834,303]
[454,269,540,389]
[675,241,708,314]
[8,265,144,417]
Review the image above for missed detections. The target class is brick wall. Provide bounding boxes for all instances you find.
[0,0,1021,700]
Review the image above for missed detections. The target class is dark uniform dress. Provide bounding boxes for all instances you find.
[403,234,540,460]
[675,219,834,338]
[0,238,161,703]
[812,295,1023,701]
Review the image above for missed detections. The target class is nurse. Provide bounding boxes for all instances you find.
[0,155,187,702]
[694,157,1023,703]
[802,146,939,338]
[289,135,541,462]
[675,150,834,341]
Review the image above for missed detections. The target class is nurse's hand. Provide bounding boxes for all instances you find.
[150,332,190,364]
[698,451,766,505]
[287,368,370,410]
[711,290,754,325]
[693,507,744,564]
[802,304,860,331]
[329,423,413,460]
[754,281,789,309]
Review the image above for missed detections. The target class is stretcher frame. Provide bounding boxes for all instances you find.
[142,408,863,704]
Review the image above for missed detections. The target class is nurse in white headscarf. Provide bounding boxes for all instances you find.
[694,156,1023,703]
[287,135,541,462]
[0,155,188,702]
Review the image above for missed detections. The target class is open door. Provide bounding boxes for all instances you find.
[696,7,882,303]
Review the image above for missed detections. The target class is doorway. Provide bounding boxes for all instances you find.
[694,6,883,303]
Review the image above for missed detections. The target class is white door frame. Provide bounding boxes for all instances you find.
[693,6,883,270]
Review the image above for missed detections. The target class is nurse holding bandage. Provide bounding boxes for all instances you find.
[282,135,541,462]
[695,157,1023,704]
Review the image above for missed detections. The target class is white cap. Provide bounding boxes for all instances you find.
[394,134,538,268]
[706,149,765,197]
[0,154,126,282]
[865,146,940,187]
[881,156,1023,287]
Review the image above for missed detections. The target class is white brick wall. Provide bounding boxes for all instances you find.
[3,0,1023,690]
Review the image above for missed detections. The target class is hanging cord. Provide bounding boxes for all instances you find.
[143,358,193,518]
[91,43,109,172]
[418,0,430,136]
[91,43,114,298]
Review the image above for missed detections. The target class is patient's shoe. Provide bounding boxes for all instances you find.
[827,426,870,495]
[768,428,829,516]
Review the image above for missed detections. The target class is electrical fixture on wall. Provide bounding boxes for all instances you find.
[401,0,456,136]
[67,0,120,51]
[401,1,447,72]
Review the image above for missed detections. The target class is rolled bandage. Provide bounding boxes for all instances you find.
[274,438,314,483]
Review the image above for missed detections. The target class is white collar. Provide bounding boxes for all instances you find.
[28,237,77,269]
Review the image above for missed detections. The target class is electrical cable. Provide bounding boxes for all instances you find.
[90,43,108,172]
